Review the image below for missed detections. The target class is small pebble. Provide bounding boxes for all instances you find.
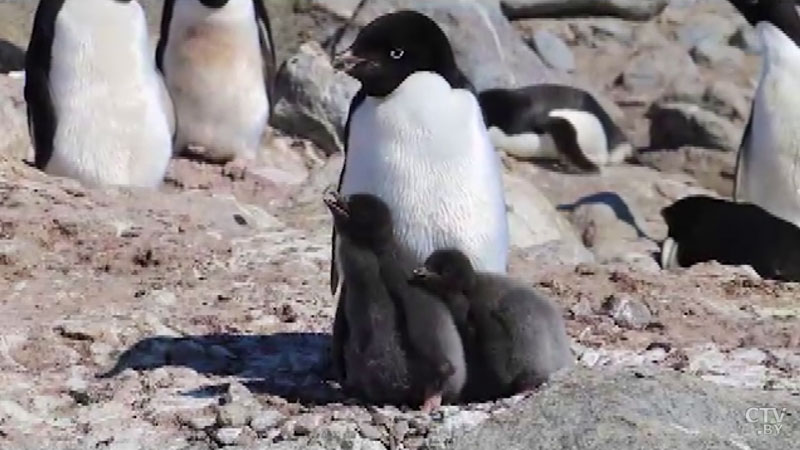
[249,410,285,433]
[214,427,243,446]
[295,413,324,435]
[358,422,383,440]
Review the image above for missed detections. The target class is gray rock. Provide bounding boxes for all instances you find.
[0,40,24,73]
[730,26,763,55]
[587,20,635,44]
[570,202,639,250]
[250,410,286,433]
[690,40,745,71]
[619,45,699,95]
[703,81,749,121]
[214,427,244,446]
[635,146,736,197]
[500,0,669,20]
[662,79,749,122]
[529,30,575,72]
[504,172,581,250]
[0,74,31,162]
[676,14,739,48]
[647,102,741,152]
[336,0,560,91]
[295,413,325,435]
[449,368,800,450]
[271,42,360,156]
[601,294,653,330]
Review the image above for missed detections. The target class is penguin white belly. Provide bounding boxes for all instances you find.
[549,108,609,167]
[342,72,509,273]
[165,16,268,162]
[487,126,558,159]
[47,0,172,187]
[736,22,800,226]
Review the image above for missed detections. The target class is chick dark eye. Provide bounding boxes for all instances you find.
[389,48,404,60]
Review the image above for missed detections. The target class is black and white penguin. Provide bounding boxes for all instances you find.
[727,0,800,226]
[479,84,632,173]
[660,195,800,282]
[331,10,510,295]
[25,0,174,187]
[156,0,275,169]
[411,248,573,402]
[326,192,466,410]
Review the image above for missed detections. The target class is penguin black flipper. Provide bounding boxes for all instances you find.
[253,0,277,105]
[733,108,754,200]
[331,88,367,295]
[25,0,65,169]
[543,116,601,173]
[155,0,176,74]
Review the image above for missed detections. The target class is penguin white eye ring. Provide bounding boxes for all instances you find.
[389,48,404,60]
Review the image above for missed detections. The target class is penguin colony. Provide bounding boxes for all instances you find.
[17,0,800,409]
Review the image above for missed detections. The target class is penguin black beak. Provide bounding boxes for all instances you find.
[324,190,350,220]
[333,50,368,75]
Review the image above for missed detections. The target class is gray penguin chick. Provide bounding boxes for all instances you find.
[412,248,573,402]
[326,192,466,410]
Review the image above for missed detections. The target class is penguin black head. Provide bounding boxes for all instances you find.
[661,195,720,241]
[325,192,394,248]
[333,10,460,97]
[412,249,477,294]
[727,0,800,37]
[198,0,230,8]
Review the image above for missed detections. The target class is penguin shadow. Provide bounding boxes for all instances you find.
[98,332,345,404]
[557,191,656,242]
[0,39,25,73]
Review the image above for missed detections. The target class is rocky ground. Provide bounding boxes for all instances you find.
[1,0,799,449]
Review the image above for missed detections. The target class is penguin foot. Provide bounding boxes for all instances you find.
[222,157,250,180]
[420,391,443,413]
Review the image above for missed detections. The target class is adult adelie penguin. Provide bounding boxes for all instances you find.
[331,9,510,290]
[479,84,632,173]
[157,0,276,172]
[329,10,510,385]
[25,0,174,187]
[728,0,800,226]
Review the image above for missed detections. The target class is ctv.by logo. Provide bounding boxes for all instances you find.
[745,407,788,436]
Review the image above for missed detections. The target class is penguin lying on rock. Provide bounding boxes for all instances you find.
[480,84,632,173]
[661,195,800,282]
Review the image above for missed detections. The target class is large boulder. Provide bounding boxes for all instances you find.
[324,0,560,91]
[450,368,800,450]
[500,0,669,21]
[271,42,359,155]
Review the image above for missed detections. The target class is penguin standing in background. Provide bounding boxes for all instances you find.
[727,0,800,226]
[25,0,174,187]
[157,0,276,174]
[479,84,632,173]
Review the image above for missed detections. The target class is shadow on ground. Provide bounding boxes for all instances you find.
[558,191,654,240]
[0,39,24,73]
[99,332,343,404]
